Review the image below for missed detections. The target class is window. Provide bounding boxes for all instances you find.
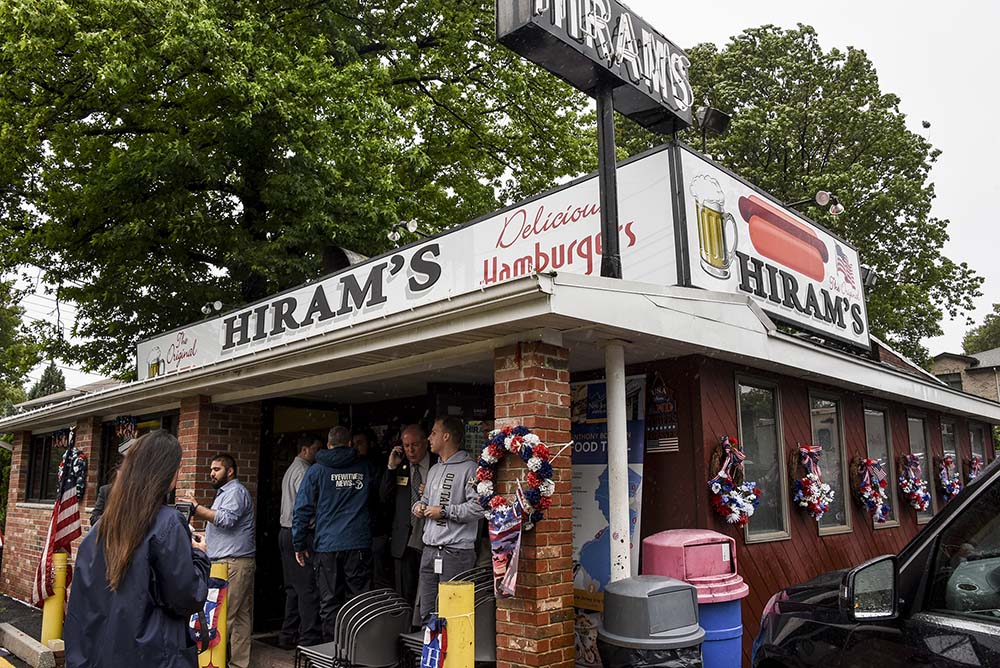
[97,412,179,487]
[737,379,788,541]
[936,373,963,391]
[26,432,61,502]
[925,479,1000,622]
[941,421,957,461]
[908,417,935,523]
[864,407,898,526]
[970,424,987,462]
[811,394,850,533]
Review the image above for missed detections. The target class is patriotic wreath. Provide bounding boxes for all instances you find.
[476,426,555,531]
[968,455,984,483]
[707,436,760,526]
[938,455,962,501]
[855,458,891,523]
[792,445,834,522]
[898,454,931,512]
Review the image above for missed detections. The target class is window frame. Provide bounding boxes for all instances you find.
[808,390,852,536]
[862,403,899,529]
[968,422,987,462]
[25,430,61,503]
[735,375,790,544]
[907,413,937,525]
[97,411,180,487]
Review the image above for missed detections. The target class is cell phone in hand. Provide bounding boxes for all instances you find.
[174,501,194,524]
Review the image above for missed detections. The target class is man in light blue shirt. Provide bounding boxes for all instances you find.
[181,453,255,668]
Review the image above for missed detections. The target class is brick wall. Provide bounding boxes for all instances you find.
[2,422,100,603]
[2,401,262,602]
[493,342,574,668]
[178,396,262,527]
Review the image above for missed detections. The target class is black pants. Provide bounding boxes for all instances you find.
[371,534,393,590]
[394,546,422,608]
[278,528,322,647]
[313,549,373,643]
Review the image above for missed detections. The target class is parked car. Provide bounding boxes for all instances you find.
[753,456,1000,667]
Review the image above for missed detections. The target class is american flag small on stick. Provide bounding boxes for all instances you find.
[31,429,87,607]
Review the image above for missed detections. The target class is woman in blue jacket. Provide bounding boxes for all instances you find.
[66,430,210,668]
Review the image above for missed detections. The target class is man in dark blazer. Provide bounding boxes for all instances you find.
[379,424,435,606]
[90,437,136,526]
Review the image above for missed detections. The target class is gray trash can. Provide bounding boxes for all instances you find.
[598,576,705,668]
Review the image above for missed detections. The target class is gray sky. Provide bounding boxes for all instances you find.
[20,0,998,389]
[625,0,999,356]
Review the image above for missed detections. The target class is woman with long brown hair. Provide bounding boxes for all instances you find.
[66,430,210,668]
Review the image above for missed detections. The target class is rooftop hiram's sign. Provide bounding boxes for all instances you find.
[496,0,694,133]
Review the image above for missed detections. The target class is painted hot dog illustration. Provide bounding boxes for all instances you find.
[739,195,829,281]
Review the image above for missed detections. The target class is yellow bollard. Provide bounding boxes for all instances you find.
[199,562,228,668]
[41,551,68,643]
[438,581,474,668]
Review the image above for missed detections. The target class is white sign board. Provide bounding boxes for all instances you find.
[137,149,676,379]
[680,148,870,349]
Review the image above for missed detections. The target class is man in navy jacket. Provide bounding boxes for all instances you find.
[292,425,373,641]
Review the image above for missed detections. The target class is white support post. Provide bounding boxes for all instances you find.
[604,340,630,583]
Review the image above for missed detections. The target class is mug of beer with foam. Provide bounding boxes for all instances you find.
[690,175,738,279]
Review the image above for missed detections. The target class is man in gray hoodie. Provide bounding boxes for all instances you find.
[412,416,483,621]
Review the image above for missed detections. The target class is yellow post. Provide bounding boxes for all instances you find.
[199,562,228,668]
[438,581,474,668]
[40,551,68,643]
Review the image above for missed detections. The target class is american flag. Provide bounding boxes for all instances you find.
[836,244,856,288]
[31,429,86,607]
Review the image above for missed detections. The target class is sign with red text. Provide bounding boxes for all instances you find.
[136,148,676,379]
[680,147,870,349]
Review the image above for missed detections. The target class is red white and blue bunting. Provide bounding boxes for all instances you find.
[792,444,834,522]
[898,454,931,512]
[707,436,760,526]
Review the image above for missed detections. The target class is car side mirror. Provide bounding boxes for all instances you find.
[841,554,898,621]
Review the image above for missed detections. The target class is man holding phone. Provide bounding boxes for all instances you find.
[380,424,435,607]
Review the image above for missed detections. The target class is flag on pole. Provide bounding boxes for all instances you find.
[31,429,87,607]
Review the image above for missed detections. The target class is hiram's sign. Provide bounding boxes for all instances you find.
[136,149,675,380]
[496,0,694,133]
[680,147,870,350]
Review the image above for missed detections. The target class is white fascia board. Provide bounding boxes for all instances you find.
[547,274,1000,422]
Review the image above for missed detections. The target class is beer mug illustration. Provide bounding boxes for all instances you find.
[146,347,163,378]
[690,175,738,279]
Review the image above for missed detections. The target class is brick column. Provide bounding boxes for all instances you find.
[493,342,574,668]
[7,430,31,506]
[178,396,262,517]
[74,417,103,510]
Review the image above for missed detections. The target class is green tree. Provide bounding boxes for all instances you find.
[616,25,980,364]
[0,283,37,527]
[0,0,592,376]
[962,304,1000,355]
[27,361,66,400]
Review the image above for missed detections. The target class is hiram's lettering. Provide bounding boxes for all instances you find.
[222,244,442,350]
[736,251,865,336]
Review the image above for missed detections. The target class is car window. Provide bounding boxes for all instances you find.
[926,481,1000,622]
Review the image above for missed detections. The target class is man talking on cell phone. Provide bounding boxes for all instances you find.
[380,424,436,609]
[412,416,483,623]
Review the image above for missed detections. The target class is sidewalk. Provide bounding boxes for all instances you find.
[0,595,293,668]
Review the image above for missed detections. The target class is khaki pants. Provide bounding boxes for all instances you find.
[216,557,255,668]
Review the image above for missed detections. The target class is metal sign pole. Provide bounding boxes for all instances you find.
[597,81,622,279]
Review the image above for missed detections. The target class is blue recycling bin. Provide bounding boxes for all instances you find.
[642,530,750,668]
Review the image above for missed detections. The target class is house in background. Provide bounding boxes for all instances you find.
[933,348,1000,401]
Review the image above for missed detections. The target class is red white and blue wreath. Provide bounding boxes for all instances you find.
[707,436,760,526]
[968,455,984,483]
[855,458,891,523]
[792,444,834,522]
[938,454,962,501]
[898,454,931,512]
[476,426,555,531]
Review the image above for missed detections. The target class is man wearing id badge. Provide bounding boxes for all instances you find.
[412,416,483,622]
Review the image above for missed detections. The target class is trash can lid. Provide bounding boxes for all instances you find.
[597,576,706,650]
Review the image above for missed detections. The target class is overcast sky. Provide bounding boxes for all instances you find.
[625,0,999,357]
[21,0,998,389]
